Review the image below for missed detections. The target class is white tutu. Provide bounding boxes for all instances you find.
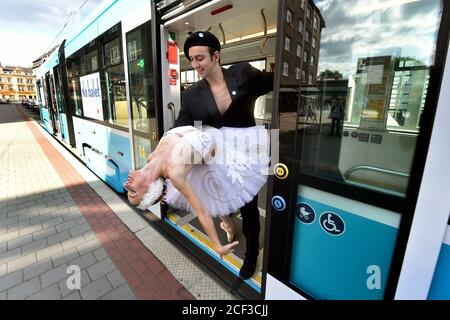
[163,125,270,217]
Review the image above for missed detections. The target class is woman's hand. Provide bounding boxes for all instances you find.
[214,240,239,259]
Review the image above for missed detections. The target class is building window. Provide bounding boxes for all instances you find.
[301,0,305,9]
[285,36,291,51]
[286,9,292,25]
[283,62,289,77]
[302,70,306,82]
[309,74,313,85]
[307,7,311,20]
[310,55,315,66]
[305,30,310,43]
[297,44,302,57]
[104,38,121,66]
[127,40,138,61]
[298,20,304,33]
[86,49,98,72]
[312,37,316,49]
[314,16,318,30]
[296,67,301,80]
[304,51,308,64]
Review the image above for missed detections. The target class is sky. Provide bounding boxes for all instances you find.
[0,0,444,73]
[315,0,443,77]
[0,0,103,67]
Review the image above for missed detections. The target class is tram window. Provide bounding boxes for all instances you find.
[126,23,155,133]
[66,56,83,116]
[86,49,99,72]
[104,64,127,128]
[79,55,87,76]
[69,79,82,117]
[279,0,444,196]
[36,79,44,107]
[67,58,80,78]
[41,78,49,109]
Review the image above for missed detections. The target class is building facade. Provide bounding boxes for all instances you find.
[0,64,36,102]
[281,0,325,87]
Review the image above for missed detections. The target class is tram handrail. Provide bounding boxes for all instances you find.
[167,102,176,127]
[344,165,410,180]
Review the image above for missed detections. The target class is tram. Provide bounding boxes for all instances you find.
[34,0,450,300]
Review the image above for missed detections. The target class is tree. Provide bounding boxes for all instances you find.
[319,69,343,80]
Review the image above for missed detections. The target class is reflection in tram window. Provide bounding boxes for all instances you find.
[386,58,429,132]
[273,0,446,301]
[102,33,128,128]
[104,38,122,67]
[127,26,150,132]
[126,22,156,170]
[105,64,127,128]
[86,49,99,72]
[69,79,82,117]
[66,54,82,117]
[281,0,444,196]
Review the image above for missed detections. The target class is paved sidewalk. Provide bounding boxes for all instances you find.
[0,104,227,300]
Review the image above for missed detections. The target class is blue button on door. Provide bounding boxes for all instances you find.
[272,196,286,212]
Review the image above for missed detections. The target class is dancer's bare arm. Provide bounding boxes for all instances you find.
[169,165,238,257]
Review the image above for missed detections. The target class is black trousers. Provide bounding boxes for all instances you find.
[330,118,341,136]
[240,195,260,263]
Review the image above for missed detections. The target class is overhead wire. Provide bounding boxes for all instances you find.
[47,0,91,51]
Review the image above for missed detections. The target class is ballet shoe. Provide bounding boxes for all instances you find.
[220,221,235,243]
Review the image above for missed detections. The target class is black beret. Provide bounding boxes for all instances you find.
[183,31,221,60]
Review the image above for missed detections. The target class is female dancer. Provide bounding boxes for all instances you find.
[124,125,269,257]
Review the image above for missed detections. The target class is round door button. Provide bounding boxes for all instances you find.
[274,163,289,179]
[272,196,286,212]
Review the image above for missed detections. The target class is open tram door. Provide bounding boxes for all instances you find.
[151,0,278,299]
[265,0,450,299]
[122,13,161,178]
[55,40,76,147]
[44,71,59,136]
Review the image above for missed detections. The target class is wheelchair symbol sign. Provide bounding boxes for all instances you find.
[319,212,345,236]
[296,203,315,224]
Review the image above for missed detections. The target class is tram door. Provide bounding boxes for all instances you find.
[45,72,58,135]
[265,0,447,299]
[52,65,70,144]
[124,21,159,172]
[152,0,277,298]
[57,40,77,147]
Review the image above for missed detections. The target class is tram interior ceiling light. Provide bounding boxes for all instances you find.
[211,4,233,16]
